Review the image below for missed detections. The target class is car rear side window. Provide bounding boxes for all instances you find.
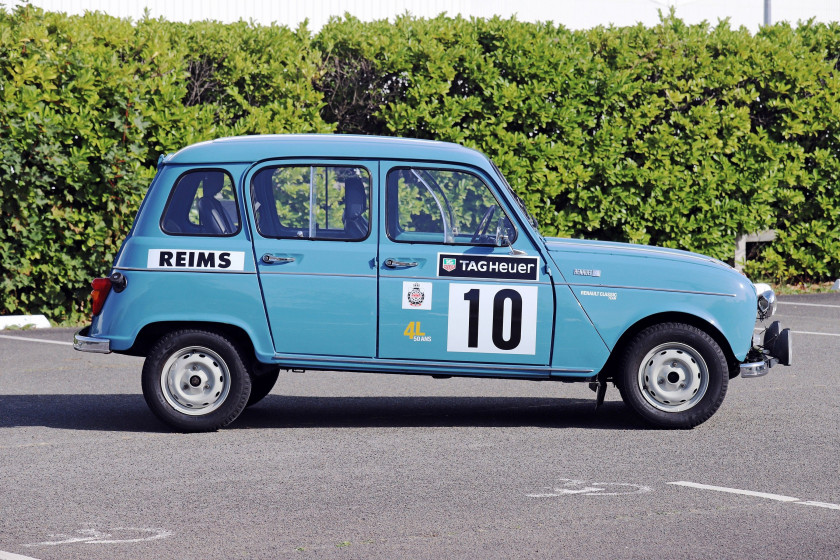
[251,165,371,241]
[161,170,240,236]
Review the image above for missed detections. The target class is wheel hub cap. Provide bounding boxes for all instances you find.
[638,343,708,412]
[160,346,230,416]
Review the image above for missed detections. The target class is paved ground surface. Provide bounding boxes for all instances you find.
[0,293,838,559]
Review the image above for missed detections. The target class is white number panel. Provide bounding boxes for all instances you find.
[446,283,538,355]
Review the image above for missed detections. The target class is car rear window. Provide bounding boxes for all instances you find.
[160,170,240,236]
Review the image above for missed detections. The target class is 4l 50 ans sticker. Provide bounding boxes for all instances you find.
[147,250,245,271]
[438,253,540,281]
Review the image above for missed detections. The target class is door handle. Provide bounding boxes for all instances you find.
[262,254,295,264]
[384,258,418,268]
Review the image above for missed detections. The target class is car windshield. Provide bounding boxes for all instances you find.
[488,159,540,233]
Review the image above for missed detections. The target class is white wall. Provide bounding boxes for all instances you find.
[2,0,839,33]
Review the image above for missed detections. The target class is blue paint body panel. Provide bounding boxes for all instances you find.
[544,238,756,361]
[88,134,761,380]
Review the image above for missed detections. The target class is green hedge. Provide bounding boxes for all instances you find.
[316,14,840,283]
[2,6,839,322]
[0,7,329,321]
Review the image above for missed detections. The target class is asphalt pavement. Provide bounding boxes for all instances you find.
[0,293,838,559]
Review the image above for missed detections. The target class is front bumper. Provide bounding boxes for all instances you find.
[740,320,792,378]
[74,326,111,354]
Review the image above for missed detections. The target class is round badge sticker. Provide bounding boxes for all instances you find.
[407,284,425,307]
[402,281,432,310]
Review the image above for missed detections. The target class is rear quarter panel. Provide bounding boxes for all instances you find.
[90,163,275,361]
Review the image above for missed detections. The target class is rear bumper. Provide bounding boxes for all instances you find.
[74,326,111,354]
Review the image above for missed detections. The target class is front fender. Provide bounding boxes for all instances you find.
[570,285,754,361]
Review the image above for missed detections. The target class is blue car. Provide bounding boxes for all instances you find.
[74,135,791,431]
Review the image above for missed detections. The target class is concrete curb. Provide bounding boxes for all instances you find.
[0,315,51,330]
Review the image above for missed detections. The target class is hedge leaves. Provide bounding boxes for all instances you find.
[1,5,839,321]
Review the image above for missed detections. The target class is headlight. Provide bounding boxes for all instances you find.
[754,282,776,320]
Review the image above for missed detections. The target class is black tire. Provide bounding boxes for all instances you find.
[617,322,728,429]
[246,367,280,407]
[141,330,252,432]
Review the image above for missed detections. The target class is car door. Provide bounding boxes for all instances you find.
[377,162,554,367]
[249,160,378,358]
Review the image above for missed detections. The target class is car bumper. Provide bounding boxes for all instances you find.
[740,320,792,378]
[74,326,111,354]
[740,359,771,377]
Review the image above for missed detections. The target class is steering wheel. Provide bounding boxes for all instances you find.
[471,205,498,244]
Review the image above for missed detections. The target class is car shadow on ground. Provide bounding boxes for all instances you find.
[0,394,646,432]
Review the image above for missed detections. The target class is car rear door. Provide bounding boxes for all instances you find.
[248,160,378,358]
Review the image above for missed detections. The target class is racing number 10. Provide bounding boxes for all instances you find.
[447,284,538,355]
[463,288,522,350]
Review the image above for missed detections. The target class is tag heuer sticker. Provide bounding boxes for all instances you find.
[437,253,540,281]
[402,281,432,310]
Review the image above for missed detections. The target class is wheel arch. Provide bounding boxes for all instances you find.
[123,321,258,363]
[599,311,741,381]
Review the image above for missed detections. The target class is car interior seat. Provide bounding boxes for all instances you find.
[197,173,234,235]
[343,177,368,239]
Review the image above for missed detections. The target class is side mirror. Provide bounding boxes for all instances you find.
[495,218,525,255]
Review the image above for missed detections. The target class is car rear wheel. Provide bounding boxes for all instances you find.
[142,330,251,431]
[617,322,728,429]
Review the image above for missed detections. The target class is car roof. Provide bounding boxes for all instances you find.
[164,134,491,168]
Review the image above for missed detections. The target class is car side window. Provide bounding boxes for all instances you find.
[251,165,371,241]
[386,167,516,245]
[161,170,240,236]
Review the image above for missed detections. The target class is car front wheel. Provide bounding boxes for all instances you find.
[617,322,728,429]
[142,330,251,431]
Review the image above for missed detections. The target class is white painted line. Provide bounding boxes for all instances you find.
[0,550,43,560]
[669,482,840,511]
[791,330,840,338]
[777,301,840,309]
[796,501,840,511]
[668,481,800,502]
[24,527,172,546]
[754,328,840,337]
[0,335,73,346]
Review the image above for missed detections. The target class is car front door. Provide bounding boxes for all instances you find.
[377,162,554,367]
[249,160,378,358]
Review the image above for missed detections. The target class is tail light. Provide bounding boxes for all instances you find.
[91,277,112,316]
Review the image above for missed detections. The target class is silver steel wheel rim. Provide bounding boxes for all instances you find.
[637,342,709,413]
[160,346,230,416]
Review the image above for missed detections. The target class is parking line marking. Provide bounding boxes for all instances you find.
[777,301,840,309]
[791,330,840,337]
[0,551,43,560]
[796,501,840,511]
[668,481,800,502]
[0,335,72,346]
[754,328,840,337]
[669,482,840,510]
